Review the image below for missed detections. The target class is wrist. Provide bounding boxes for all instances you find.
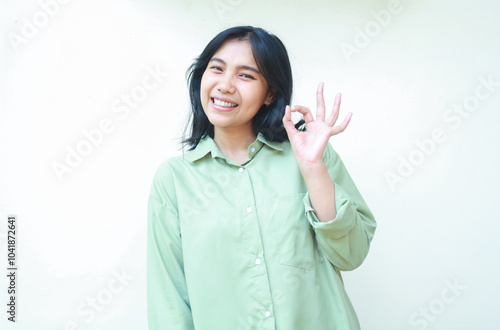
[298,160,327,175]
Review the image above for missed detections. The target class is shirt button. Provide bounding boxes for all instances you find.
[250,147,256,152]
[246,207,252,213]
[255,258,261,265]
[238,167,244,173]
[265,311,271,318]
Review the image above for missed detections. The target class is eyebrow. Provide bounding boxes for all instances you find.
[209,57,261,75]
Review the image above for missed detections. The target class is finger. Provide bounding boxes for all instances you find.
[282,105,299,138]
[331,112,352,136]
[326,92,342,126]
[291,105,315,124]
[316,82,325,121]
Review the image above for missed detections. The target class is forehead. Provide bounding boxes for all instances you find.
[211,39,256,65]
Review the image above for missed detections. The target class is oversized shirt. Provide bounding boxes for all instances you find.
[147,133,377,330]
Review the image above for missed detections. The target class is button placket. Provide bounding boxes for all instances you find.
[239,165,274,322]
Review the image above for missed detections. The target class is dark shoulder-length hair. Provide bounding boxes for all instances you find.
[182,25,304,150]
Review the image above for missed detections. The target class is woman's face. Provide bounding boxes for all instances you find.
[200,39,274,135]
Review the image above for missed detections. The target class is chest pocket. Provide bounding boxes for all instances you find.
[269,194,324,271]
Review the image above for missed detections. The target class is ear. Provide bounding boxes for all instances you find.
[264,87,277,106]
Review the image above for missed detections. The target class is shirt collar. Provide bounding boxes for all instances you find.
[183,133,285,163]
[257,133,285,152]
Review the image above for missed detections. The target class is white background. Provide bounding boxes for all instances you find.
[1,0,499,329]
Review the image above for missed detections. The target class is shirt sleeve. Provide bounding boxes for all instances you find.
[147,165,195,329]
[303,143,377,271]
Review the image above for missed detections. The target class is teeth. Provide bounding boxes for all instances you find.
[213,98,237,108]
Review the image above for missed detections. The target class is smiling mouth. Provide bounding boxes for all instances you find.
[212,97,238,108]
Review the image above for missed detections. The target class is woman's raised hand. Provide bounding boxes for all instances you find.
[282,82,352,167]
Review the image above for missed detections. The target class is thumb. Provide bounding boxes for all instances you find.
[282,105,298,139]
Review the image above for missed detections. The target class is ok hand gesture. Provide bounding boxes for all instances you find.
[282,82,352,168]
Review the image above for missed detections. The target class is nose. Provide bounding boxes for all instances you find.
[217,73,235,94]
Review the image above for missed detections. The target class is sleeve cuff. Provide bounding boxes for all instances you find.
[303,183,357,240]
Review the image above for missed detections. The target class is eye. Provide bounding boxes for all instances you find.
[241,73,255,80]
[210,66,223,71]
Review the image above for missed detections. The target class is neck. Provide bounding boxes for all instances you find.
[213,126,257,163]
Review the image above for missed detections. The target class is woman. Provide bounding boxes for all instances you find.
[147,26,376,329]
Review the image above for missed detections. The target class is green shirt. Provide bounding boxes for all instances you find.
[147,133,376,330]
